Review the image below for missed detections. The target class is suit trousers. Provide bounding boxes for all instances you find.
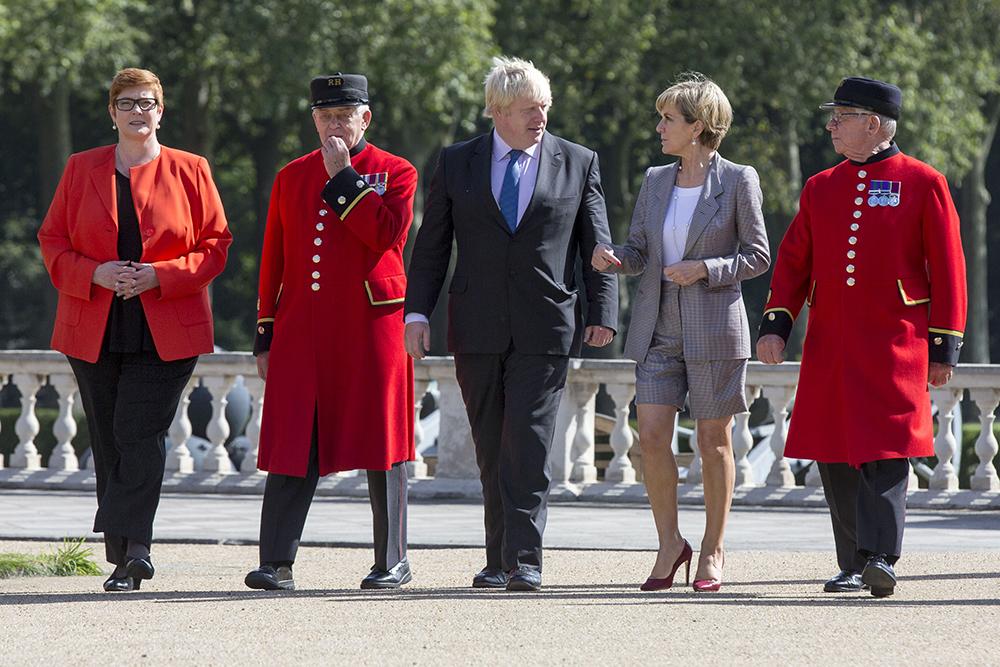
[258,423,408,570]
[68,351,197,565]
[454,344,570,572]
[817,459,909,570]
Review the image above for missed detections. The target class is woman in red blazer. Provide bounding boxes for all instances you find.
[38,68,232,592]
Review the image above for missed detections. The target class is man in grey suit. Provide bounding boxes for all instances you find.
[404,56,618,591]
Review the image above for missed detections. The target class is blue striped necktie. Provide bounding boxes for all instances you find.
[499,149,523,232]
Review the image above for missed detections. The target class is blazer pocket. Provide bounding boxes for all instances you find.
[365,274,406,305]
[897,277,930,306]
[55,295,82,326]
[806,280,817,307]
[448,275,468,294]
[173,292,211,325]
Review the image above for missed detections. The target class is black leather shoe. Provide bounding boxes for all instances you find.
[125,557,154,582]
[245,564,295,591]
[861,555,897,598]
[506,566,542,592]
[361,558,412,589]
[103,574,139,592]
[823,569,865,592]
[472,567,509,589]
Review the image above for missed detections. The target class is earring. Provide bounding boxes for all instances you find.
[112,124,117,130]
[156,123,161,129]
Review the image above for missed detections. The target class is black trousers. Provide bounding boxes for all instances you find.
[258,427,408,571]
[68,351,197,566]
[454,345,569,572]
[817,459,909,570]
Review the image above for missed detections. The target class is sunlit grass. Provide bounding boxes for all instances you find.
[0,539,102,578]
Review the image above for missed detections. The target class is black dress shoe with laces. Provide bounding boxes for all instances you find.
[472,567,509,589]
[361,558,412,590]
[823,569,865,592]
[506,566,542,592]
[245,564,295,591]
[861,555,897,598]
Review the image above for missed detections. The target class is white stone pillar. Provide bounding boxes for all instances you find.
[732,385,759,487]
[604,382,636,483]
[241,376,265,474]
[408,378,430,479]
[166,379,197,473]
[10,373,42,469]
[969,388,1000,491]
[0,373,5,470]
[434,375,478,479]
[550,384,576,485]
[763,385,796,487]
[687,424,702,485]
[201,375,237,474]
[929,388,962,490]
[47,374,79,471]
[570,382,598,484]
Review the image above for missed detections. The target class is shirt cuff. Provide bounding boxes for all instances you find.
[404,313,429,325]
[928,329,963,366]
[758,308,794,342]
[322,167,375,219]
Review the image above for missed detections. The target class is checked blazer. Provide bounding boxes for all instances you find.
[611,154,770,362]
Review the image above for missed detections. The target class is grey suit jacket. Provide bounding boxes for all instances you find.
[611,154,770,362]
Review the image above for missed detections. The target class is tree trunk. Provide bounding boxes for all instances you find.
[957,93,999,364]
[249,119,283,253]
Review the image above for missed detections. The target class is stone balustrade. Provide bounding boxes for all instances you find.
[1,350,998,508]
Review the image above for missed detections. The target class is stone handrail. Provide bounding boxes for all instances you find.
[1,351,998,502]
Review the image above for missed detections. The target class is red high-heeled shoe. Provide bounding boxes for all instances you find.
[693,553,724,592]
[640,540,693,591]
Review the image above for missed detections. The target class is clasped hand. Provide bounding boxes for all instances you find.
[662,260,708,286]
[93,260,159,299]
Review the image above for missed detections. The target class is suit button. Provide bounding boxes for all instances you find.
[312,254,321,263]
[311,282,320,291]
[847,250,856,259]
[312,271,320,279]
[853,210,862,219]
[337,196,347,205]
[856,183,866,192]
[854,197,863,205]
[356,179,366,188]
[848,236,857,245]
[768,312,776,321]
[319,209,328,216]
[846,277,856,286]
[846,264,855,273]
[850,223,859,231]
[316,222,325,231]
[314,237,322,246]
[858,170,867,178]
[934,337,943,345]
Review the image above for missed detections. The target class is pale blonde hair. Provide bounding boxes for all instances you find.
[483,56,552,118]
[655,72,732,150]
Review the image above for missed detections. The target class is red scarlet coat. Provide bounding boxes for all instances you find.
[255,140,416,476]
[760,148,966,466]
[38,145,232,362]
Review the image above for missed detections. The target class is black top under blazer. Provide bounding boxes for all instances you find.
[405,131,618,356]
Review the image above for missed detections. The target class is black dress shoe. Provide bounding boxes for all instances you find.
[506,566,542,592]
[125,557,154,582]
[472,567,509,589]
[823,569,865,593]
[245,564,295,591]
[103,574,139,592]
[861,555,897,598]
[361,558,412,590]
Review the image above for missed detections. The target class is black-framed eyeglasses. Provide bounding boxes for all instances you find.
[114,97,159,112]
[826,111,870,126]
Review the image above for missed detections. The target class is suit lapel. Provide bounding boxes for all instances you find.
[683,155,723,257]
[646,165,677,268]
[470,133,510,234]
[517,132,562,232]
[90,148,117,222]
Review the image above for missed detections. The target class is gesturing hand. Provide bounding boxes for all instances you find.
[662,260,708,286]
[591,243,622,272]
[321,135,351,178]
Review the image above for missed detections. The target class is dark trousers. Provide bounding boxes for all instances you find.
[258,428,408,571]
[68,351,197,566]
[454,345,569,572]
[817,459,909,570]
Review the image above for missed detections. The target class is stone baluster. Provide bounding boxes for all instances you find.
[47,374,79,471]
[929,388,962,490]
[733,385,760,487]
[241,376,265,473]
[570,382,599,484]
[408,378,430,478]
[604,382,636,483]
[434,375,478,479]
[201,375,237,474]
[166,379,198,473]
[763,385,796,487]
[10,373,42,469]
[969,388,1000,491]
[0,373,6,470]
[687,424,702,485]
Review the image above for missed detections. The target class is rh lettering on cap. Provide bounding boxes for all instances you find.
[329,77,343,86]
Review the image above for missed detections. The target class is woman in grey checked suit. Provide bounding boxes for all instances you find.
[593,74,769,592]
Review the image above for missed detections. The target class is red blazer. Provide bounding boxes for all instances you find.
[38,145,232,362]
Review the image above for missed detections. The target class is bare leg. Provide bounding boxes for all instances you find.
[696,416,735,581]
[637,403,688,579]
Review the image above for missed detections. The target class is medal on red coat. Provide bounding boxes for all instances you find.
[361,171,389,195]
